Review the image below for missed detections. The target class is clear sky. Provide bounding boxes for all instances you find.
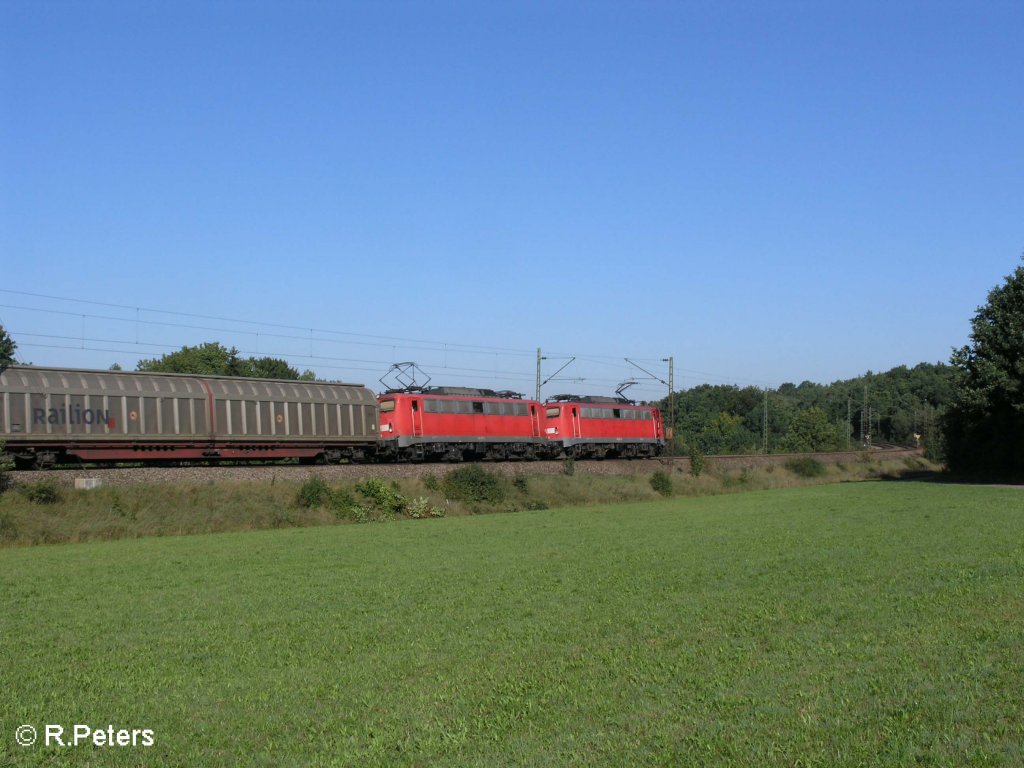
[2,0,1021,401]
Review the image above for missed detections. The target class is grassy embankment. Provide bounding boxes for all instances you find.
[1,481,1021,766]
[0,455,939,546]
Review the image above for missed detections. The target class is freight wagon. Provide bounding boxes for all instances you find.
[0,366,379,468]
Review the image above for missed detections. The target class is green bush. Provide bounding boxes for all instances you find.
[296,475,332,508]
[688,447,706,477]
[562,458,576,476]
[407,496,445,519]
[650,471,673,497]
[442,465,506,504]
[0,440,11,493]
[784,457,826,478]
[329,488,362,520]
[19,478,61,504]
[355,478,407,517]
[422,473,440,491]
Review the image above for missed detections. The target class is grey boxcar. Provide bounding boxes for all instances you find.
[0,366,379,468]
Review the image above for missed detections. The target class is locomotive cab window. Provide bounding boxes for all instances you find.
[380,400,396,413]
[546,407,560,418]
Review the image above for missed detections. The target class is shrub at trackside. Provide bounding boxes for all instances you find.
[295,475,332,509]
[442,465,506,504]
[650,471,673,497]
[0,439,13,494]
[19,478,62,504]
[688,446,706,477]
[784,457,826,478]
[354,478,407,518]
[295,475,444,522]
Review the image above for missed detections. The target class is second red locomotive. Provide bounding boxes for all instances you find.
[543,395,665,459]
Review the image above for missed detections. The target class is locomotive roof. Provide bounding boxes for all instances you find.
[548,394,639,406]
[382,386,526,399]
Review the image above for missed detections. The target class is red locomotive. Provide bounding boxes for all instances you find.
[543,395,664,459]
[377,387,549,462]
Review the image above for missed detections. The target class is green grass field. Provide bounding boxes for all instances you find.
[2,482,1022,766]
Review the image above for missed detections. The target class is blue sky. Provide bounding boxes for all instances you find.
[2,1,1021,400]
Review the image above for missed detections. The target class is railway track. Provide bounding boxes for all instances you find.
[7,448,924,488]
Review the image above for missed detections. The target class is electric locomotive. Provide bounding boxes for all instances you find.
[377,387,549,462]
[543,395,665,458]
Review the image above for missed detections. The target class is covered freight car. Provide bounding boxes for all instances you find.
[0,366,378,468]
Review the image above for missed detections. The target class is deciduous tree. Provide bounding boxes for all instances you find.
[136,342,305,380]
[778,407,845,453]
[943,258,1024,478]
[245,356,302,380]
[0,325,17,370]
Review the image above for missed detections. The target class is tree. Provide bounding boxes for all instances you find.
[137,342,246,376]
[943,258,1024,478]
[778,407,845,453]
[697,412,758,455]
[244,356,301,380]
[0,324,16,369]
[136,342,304,379]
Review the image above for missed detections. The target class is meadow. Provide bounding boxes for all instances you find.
[1,481,1022,766]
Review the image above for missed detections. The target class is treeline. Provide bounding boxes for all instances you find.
[659,362,954,457]
[135,342,317,381]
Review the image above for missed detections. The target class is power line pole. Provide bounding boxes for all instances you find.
[763,389,768,454]
[668,355,674,436]
[661,356,675,452]
[862,383,870,446]
[535,348,542,401]
[847,396,852,449]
